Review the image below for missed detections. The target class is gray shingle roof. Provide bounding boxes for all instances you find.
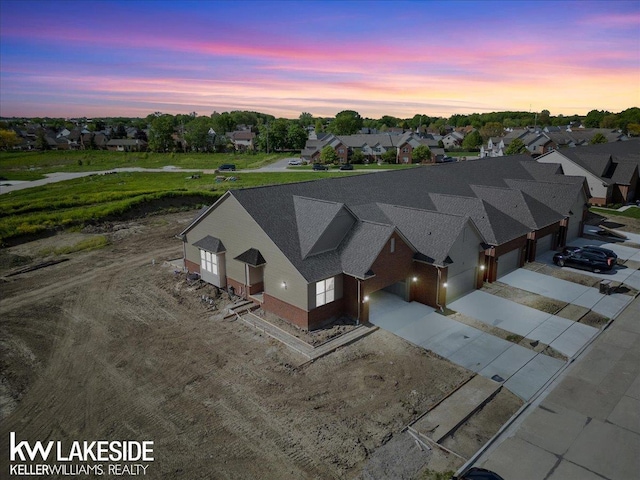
[293,196,346,258]
[224,155,582,282]
[234,248,266,266]
[193,235,226,253]
[339,221,395,278]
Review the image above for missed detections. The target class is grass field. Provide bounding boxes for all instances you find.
[0,170,345,243]
[0,150,291,180]
[591,206,640,219]
[288,163,418,170]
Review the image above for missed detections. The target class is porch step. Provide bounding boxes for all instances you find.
[223,300,256,319]
[411,375,501,443]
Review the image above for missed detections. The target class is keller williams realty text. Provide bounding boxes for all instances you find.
[9,432,153,476]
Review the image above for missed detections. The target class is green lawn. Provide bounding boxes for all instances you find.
[0,170,345,243]
[0,150,290,180]
[591,206,640,219]
[445,151,479,157]
[288,163,419,170]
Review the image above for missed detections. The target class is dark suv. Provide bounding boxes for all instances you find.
[218,164,236,172]
[312,163,328,171]
[553,245,617,273]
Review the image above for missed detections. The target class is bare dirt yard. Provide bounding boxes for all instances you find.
[0,212,519,479]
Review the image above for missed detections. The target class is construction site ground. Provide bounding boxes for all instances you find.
[0,212,522,479]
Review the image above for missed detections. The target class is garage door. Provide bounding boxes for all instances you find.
[497,248,521,278]
[383,281,408,301]
[536,234,554,257]
[566,216,581,242]
[447,267,476,303]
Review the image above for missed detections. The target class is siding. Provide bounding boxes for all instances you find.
[184,194,309,310]
[537,152,607,200]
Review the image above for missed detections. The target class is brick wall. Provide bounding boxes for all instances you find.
[362,233,415,295]
[410,262,442,308]
[263,293,310,329]
[185,258,200,274]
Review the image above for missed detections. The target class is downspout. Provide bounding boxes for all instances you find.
[182,237,187,272]
[357,279,361,326]
[436,267,443,311]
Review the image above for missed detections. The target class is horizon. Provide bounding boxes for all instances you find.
[1,0,639,119]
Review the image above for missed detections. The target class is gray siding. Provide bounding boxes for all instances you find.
[184,194,309,310]
[538,152,607,199]
[447,223,482,277]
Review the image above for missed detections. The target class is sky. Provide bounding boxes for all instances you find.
[1,0,639,120]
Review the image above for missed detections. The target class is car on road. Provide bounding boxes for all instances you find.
[553,245,617,273]
[288,159,302,166]
[339,163,354,170]
[218,164,236,172]
[312,163,328,171]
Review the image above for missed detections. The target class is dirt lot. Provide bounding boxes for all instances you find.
[0,212,520,479]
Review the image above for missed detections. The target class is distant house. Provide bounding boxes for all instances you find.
[179,155,588,330]
[441,131,465,149]
[537,139,640,205]
[226,131,256,151]
[106,139,147,152]
[480,138,504,158]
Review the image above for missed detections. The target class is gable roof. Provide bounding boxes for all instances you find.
[234,248,266,266]
[339,221,396,279]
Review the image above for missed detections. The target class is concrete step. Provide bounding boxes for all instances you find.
[412,375,501,443]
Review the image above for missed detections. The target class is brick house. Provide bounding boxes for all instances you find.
[180,156,589,330]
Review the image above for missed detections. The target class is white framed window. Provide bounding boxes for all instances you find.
[316,277,335,307]
[200,250,218,275]
[390,237,396,253]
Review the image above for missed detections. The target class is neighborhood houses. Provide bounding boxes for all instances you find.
[179,154,592,330]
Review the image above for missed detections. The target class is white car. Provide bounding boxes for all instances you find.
[288,159,302,166]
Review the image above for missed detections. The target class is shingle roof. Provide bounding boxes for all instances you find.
[234,248,266,266]
[339,221,395,278]
[193,235,226,253]
[224,155,583,282]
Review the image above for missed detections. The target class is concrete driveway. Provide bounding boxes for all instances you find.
[369,291,566,401]
[499,269,633,319]
[536,239,640,290]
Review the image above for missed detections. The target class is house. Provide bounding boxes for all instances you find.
[226,130,256,151]
[179,156,589,330]
[537,139,640,205]
[441,131,465,149]
[106,139,147,152]
[480,137,504,158]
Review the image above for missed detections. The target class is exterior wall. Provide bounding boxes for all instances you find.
[487,236,528,282]
[307,274,344,310]
[447,224,482,277]
[263,293,309,329]
[537,151,607,200]
[527,222,561,261]
[398,142,413,164]
[185,258,200,273]
[410,262,443,309]
[361,233,415,295]
[334,142,348,163]
[183,194,309,311]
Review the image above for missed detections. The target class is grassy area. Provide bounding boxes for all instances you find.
[0,170,344,243]
[445,151,479,157]
[591,206,640,219]
[0,150,290,180]
[38,235,110,256]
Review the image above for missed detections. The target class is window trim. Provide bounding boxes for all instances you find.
[315,277,335,307]
[200,249,218,275]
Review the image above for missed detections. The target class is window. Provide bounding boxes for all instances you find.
[200,250,218,275]
[402,147,409,153]
[390,237,396,253]
[316,277,335,307]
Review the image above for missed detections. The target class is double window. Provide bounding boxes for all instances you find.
[316,277,335,307]
[200,250,218,275]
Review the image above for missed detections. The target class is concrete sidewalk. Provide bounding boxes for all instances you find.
[471,296,640,480]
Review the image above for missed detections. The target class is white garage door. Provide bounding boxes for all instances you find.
[447,267,476,303]
[536,234,554,257]
[566,217,581,242]
[497,248,521,278]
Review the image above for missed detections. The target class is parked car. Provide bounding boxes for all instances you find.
[288,159,302,166]
[454,467,505,480]
[553,245,617,273]
[312,163,328,171]
[218,164,236,172]
[339,163,354,170]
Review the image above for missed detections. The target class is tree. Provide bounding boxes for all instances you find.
[590,133,607,144]
[505,138,527,155]
[462,130,482,150]
[350,150,365,164]
[327,110,363,135]
[626,123,640,137]
[381,148,397,163]
[584,109,608,128]
[319,145,337,164]
[412,145,431,163]
[0,129,20,150]
[314,119,324,134]
[287,123,308,150]
[538,110,550,126]
[185,116,214,152]
[210,112,236,134]
[479,122,504,141]
[148,115,175,152]
[600,114,619,129]
[35,130,50,150]
[299,112,313,128]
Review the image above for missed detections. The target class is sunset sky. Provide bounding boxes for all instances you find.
[1,0,639,119]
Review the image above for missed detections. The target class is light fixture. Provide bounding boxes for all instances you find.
[480,265,485,271]
[412,276,418,282]
[281,281,287,289]
[443,282,448,288]
[363,295,369,302]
